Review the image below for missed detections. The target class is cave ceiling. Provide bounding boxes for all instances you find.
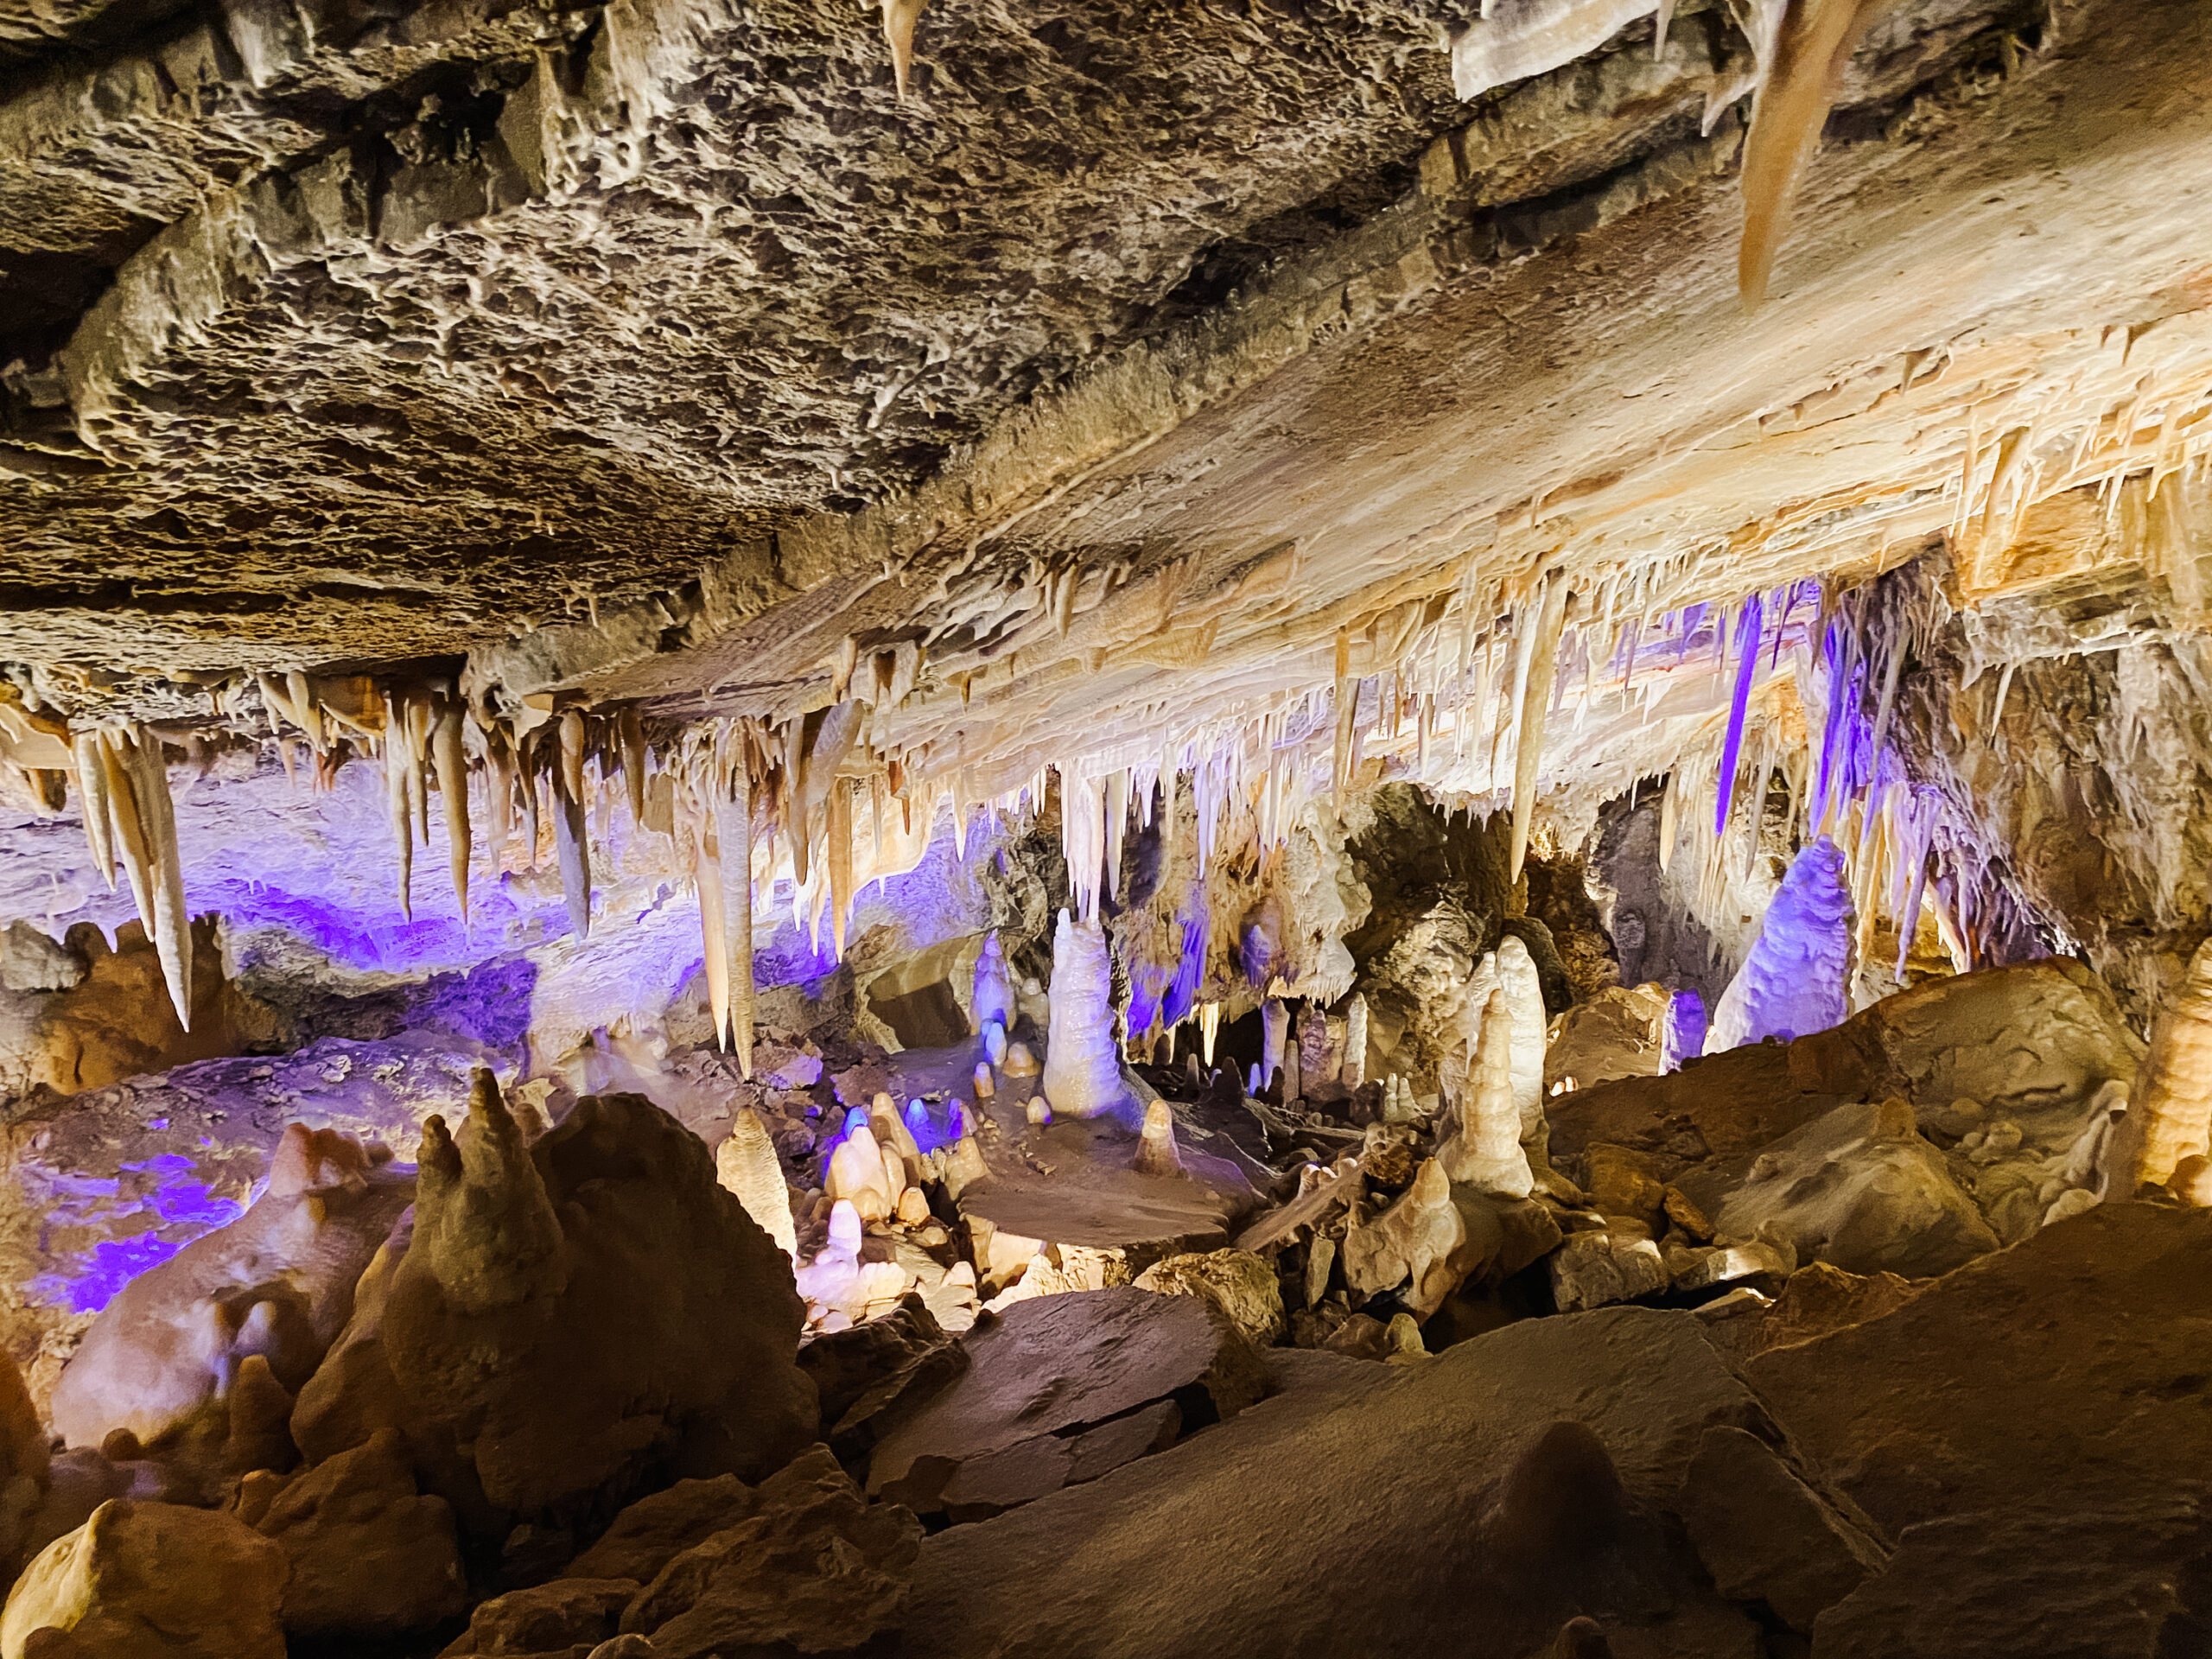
[3,0,2209,801]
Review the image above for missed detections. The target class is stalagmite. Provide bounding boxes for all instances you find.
[717,1109,797,1256]
[1706,837,1853,1053]
[974,1061,996,1098]
[430,700,471,924]
[1510,575,1575,883]
[1260,999,1290,1094]
[1496,937,1547,1147]
[2118,938,2212,1193]
[827,1122,898,1223]
[71,731,115,888]
[1437,988,1532,1198]
[1342,993,1369,1086]
[555,763,592,941]
[1133,1100,1185,1177]
[973,933,1014,1031]
[1042,908,1128,1118]
[1342,1159,1467,1319]
[1661,989,1707,1072]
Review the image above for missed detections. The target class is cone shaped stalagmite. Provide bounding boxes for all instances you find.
[2123,938,2212,1194]
[718,1108,797,1257]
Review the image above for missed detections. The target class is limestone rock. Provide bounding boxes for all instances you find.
[363,1072,814,1521]
[1495,936,1548,1142]
[901,1308,1771,1658]
[1809,1492,2210,1658]
[2116,934,2212,1191]
[49,1123,413,1455]
[0,1499,288,1659]
[868,1287,1264,1519]
[1341,1159,1469,1318]
[1548,1229,1668,1313]
[1132,1249,1285,1345]
[795,1294,969,1452]
[1542,982,1669,1092]
[1714,1098,1997,1278]
[1748,1203,2212,1535]
[1744,1261,1925,1357]
[1579,1141,1666,1228]
[0,1350,48,1580]
[567,1476,751,1586]
[437,1577,639,1656]
[1674,1425,1889,1633]
[619,1446,920,1659]
[242,1427,465,1638]
[1436,987,1532,1198]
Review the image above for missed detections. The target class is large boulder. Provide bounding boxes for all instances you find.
[0,1499,288,1658]
[48,1124,414,1458]
[867,1287,1266,1522]
[1549,959,2143,1164]
[901,1308,1777,1658]
[238,1427,466,1639]
[618,1446,922,1659]
[1749,1203,2212,1535]
[316,1071,817,1523]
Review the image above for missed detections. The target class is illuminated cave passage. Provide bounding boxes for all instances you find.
[3,0,2211,1650]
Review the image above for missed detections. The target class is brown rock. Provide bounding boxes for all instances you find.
[1673,1426,1889,1633]
[372,1073,817,1521]
[247,1427,466,1638]
[868,1287,1265,1518]
[566,1476,752,1585]
[620,1446,921,1659]
[795,1292,968,1452]
[1134,1249,1286,1345]
[436,1577,639,1656]
[1747,1261,1925,1358]
[1580,1142,1667,1228]
[0,1499,288,1658]
[1749,1203,2212,1535]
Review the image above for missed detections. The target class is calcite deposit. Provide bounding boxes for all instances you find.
[2,0,2209,1649]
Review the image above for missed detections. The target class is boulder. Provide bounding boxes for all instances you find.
[364,1072,816,1522]
[239,1427,465,1638]
[1809,1492,2210,1657]
[0,1499,288,1659]
[48,1124,414,1456]
[1132,1249,1286,1345]
[1542,982,1669,1092]
[0,1352,48,1579]
[1713,1099,1997,1278]
[436,1577,639,1656]
[1673,1426,1889,1633]
[1741,1261,1925,1358]
[618,1446,921,1659]
[1748,1203,2212,1535]
[868,1287,1265,1521]
[1548,1230,1669,1313]
[566,1477,751,1584]
[902,1308,1772,1658]
[794,1294,968,1453]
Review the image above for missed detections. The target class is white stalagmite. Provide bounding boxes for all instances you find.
[431,699,471,924]
[1133,1099,1185,1177]
[1437,988,1532,1198]
[1260,998,1290,1092]
[1042,907,1128,1118]
[973,933,1014,1031]
[826,1122,898,1223]
[1342,992,1369,1086]
[717,1109,797,1256]
[1496,936,1547,1147]
[2119,937,2212,1194]
[1510,575,1575,883]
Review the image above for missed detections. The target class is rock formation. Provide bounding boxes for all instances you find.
[1043,909,1128,1121]
[1707,838,1854,1054]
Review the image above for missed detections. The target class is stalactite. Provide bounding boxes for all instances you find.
[828,775,855,962]
[71,731,114,890]
[730,741,757,1078]
[1510,574,1575,884]
[1658,767,1680,874]
[1716,593,1764,835]
[686,771,733,1051]
[486,732,516,874]
[431,700,471,925]
[555,760,592,941]
[618,706,648,829]
[385,694,416,921]
[1739,0,1889,303]
[518,737,543,871]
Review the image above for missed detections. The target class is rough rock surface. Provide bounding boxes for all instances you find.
[867,1286,1264,1521]
[903,1308,1771,1658]
[0,1498,289,1658]
[1131,1249,1286,1347]
[1749,1204,2212,1534]
[48,1122,413,1454]
[327,1073,817,1522]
